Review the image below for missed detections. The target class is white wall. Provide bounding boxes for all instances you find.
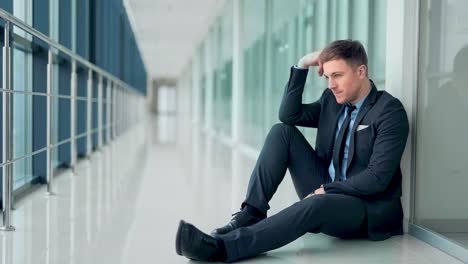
[385,0,419,230]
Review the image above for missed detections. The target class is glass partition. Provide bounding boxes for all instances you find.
[12,0,33,189]
[414,0,468,250]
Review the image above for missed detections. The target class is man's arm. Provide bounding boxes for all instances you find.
[323,99,409,198]
[278,68,323,127]
[279,51,325,127]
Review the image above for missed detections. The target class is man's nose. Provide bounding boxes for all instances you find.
[328,79,336,89]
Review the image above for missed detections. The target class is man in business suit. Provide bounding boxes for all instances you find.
[175,39,409,262]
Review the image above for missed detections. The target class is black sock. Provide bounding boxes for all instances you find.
[242,203,266,219]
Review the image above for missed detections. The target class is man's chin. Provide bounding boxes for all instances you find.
[335,97,347,105]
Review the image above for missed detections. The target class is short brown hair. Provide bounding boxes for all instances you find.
[319,39,368,68]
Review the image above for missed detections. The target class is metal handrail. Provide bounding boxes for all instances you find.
[0,8,140,96]
[0,8,145,231]
[0,88,110,102]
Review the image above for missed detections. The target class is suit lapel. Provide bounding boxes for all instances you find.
[346,82,378,170]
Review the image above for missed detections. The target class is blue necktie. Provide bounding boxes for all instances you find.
[332,105,356,181]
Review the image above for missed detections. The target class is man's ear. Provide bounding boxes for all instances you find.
[358,65,367,78]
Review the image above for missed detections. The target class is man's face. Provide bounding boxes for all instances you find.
[322,59,366,105]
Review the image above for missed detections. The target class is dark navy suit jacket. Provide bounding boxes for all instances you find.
[279,67,409,241]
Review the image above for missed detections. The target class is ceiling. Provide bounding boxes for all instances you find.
[125,0,226,80]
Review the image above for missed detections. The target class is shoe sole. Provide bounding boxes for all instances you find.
[175,220,185,256]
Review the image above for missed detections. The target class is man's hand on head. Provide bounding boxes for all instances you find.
[297,50,324,76]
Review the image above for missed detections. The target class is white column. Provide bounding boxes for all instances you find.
[192,54,201,127]
[203,28,215,189]
[204,30,215,134]
[191,54,202,185]
[264,0,273,128]
[385,0,419,230]
[231,0,245,212]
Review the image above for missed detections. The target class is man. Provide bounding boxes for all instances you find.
[175,39,409,262]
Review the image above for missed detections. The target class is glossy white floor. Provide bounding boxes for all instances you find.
[0,115,464,264]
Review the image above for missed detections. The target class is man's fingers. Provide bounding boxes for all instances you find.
[317,60,323,76]
[304,192,314,200]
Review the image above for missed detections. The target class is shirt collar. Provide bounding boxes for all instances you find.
[352,95,367,111]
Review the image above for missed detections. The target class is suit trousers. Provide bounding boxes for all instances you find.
[217,123,368,262]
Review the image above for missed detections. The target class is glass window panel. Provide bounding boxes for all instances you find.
[11,92,33,190]
[13,156,33,190]
[414,0,468,250]
[216,2,234,136]
[196,0,387,152]
[350,0,370,47]
[368,0,386,87]
[241,0,267,148]
[12,0,33,190]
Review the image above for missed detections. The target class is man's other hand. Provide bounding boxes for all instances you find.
[304,184,326,199]
[297,50,323,76]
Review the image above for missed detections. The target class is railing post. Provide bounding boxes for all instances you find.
[122,90,125,132]
[70,60,77,172]
[111,86,114,139]
[124,90,128,132]
[130,92,133,126]
[1,20,15,231]
[127,91,130,129]
[86,69,92,157]
[118,88,120,135]
[97,74,103,149]
[46,49,55,195]
[113,86,118,139]
[116,88,120,137]
[106,80,111,144]
[119,88,121,136]
[122,89,124,133]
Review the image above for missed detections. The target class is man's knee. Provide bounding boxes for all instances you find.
[269,123,299,136]
[303,194,329,209]
[296,195,334,221]
[289,195,327,216]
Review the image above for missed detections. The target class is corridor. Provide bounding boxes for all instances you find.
[0,115,463,264]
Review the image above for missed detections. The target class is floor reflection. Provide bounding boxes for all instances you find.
[153,114,177,144]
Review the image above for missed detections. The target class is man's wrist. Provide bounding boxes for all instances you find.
[294,64,308,70]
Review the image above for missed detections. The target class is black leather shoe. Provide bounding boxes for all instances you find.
[211,210,265,235]
[176,220,226,262]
